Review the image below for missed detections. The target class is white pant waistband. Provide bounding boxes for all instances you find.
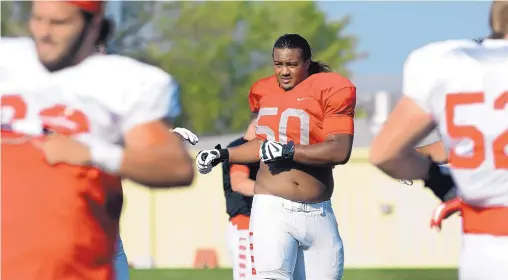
[253,194,331,213]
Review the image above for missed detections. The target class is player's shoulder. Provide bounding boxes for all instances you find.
[88,54,172,87]
[309,72,355,90]
[227,137,247,148]
[0,37,35,63]
[0,37,34,50]
[250,75,278,93]
[405,39,478,67]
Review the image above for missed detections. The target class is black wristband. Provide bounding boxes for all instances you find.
[282,141,295,160]
[210,144,229,167]
[218,149,229,161]
[424,160,455,202]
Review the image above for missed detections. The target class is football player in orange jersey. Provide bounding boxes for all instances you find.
[1,1,194,280]
[197,34,356,280]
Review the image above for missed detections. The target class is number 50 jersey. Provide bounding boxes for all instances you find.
[249,73,356,145]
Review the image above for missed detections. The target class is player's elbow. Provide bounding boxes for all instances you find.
[332,148,352,165]
[150,154,195,188]
[172,160,195,186]
[368,147,390,168]
[329,142,353,165]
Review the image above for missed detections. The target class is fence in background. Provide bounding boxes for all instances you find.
[120,148,461,269]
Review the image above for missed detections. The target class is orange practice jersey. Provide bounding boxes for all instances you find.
[249,73,356,145]
[1,133,121,280]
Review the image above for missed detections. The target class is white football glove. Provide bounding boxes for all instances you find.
[196,145,227,174]
[172,127,199,145]
[259,140,284,163]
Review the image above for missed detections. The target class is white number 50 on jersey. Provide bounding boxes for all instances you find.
[256,107,310,145]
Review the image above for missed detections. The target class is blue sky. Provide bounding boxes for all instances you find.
[317,1,492,75]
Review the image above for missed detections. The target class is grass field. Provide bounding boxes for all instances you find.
[130,268,458,280]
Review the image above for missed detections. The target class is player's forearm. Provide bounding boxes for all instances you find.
[415,141,448,164]
[119,146,194,188]
[232,178,255,196]
[227,139,262,164]
[293,140,352,166]
[373,149,431,180]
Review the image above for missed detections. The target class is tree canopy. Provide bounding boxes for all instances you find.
[1,1,362,135]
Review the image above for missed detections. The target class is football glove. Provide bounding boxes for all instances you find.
[424,161,457,202]
[196,144,229,174]
[398,161,457,202]
[172,127,199,145]
[430,197,462,231]
[259,140,295,163]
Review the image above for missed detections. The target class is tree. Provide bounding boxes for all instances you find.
[149,1,361,135]
[1,1,31,36]
[105,1,157,55]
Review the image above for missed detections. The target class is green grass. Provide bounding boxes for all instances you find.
[130,268,458,280]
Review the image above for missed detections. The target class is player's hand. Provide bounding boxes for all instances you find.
[32,134,92,166]
[172,127,199,145]
[424,162,457,202]
[430,197,462,231]
[196,145,228,174]
[259,140,284,163]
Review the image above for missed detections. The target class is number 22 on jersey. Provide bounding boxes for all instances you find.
[1,95,90,136]
[446,91,508,169]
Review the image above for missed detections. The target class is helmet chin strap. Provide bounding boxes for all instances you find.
[43,14,102,72]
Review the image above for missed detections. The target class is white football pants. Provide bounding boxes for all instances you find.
[226,221,255,280]
[249,194,344,280]
[459,234,508,280]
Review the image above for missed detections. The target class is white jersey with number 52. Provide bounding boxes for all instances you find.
[403,39,508,207]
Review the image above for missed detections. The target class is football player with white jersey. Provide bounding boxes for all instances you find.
[1,1,195,280]
[370,2,508,279]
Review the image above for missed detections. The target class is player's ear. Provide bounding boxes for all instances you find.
[304,59,311,71]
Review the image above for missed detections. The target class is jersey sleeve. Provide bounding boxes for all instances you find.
[322,82,357,136]
[416,129,441,147]
[248,84,262,114]
[402,47,440,113]
[120,72,175,133]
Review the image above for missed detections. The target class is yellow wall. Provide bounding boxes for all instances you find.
[120,148,461,269]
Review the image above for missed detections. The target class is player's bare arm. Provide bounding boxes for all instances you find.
[119,120,194,187]
[369,97,434,180]
[293,134,353,165]
[370,44,462,202]
[230,165,255,196]
[227,138,262,164]
[415,140,448,163]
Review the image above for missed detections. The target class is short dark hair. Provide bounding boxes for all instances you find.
[97,18,114,46]
[272,34,332,75]
[81,11,113,47]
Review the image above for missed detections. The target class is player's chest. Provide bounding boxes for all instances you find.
[257,91,324,120]
[0,74,122,143]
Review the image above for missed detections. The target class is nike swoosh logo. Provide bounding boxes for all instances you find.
[296,98,308,101]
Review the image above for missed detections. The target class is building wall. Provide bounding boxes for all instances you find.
[120,148,461,269]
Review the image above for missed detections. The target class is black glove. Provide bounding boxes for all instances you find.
[424,160,457,202]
